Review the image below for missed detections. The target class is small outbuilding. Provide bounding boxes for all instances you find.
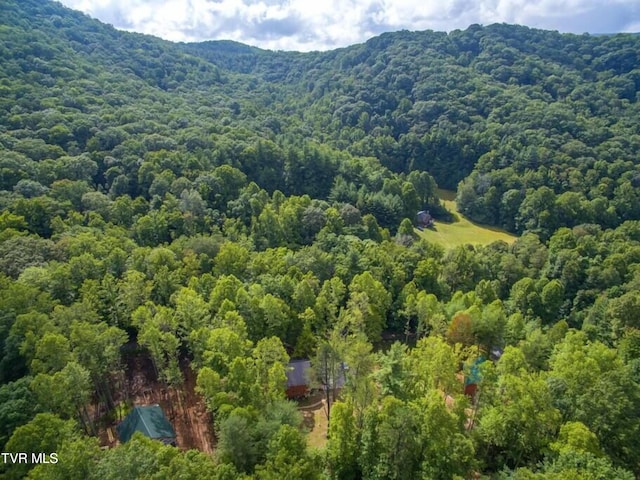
[116,405,176,446]
[464,357,484,400]
[416,210,435,229]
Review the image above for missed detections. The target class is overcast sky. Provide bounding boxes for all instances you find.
[58,0,640,52]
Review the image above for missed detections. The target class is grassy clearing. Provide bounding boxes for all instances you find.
[299,393,329,449]
[416,189,517,248]
[305,406,329,449]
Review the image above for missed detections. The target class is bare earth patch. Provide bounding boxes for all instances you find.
[98,347,215,454]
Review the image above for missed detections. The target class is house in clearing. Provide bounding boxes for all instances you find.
[116,405,177,446]
[286,359,348,399]
[286,359,311,399]
[416,210,435,229]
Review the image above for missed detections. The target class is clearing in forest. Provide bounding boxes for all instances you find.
[416,189,517,248]
[298,392,329,449]
[98,347,215,454]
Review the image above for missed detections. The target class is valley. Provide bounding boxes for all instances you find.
[0,1,639,478]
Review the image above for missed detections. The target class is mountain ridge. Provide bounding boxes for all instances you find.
[2,4,640,478]
[1,0,639,237]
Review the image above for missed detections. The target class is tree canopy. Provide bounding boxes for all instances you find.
[1,1,640,478]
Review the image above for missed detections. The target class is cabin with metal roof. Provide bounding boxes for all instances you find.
[286,359,311,398]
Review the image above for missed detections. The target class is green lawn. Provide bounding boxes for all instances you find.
[416,189,517,248]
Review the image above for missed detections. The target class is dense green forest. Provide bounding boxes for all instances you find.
[1,0,640,478]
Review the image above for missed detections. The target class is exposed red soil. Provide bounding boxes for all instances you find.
[98,347,215,454]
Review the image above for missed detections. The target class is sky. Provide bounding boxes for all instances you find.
[58,0,640,52]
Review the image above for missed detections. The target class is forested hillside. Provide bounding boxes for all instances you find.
[1,0,640,479]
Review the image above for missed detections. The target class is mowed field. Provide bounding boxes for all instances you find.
[416,189,517,248]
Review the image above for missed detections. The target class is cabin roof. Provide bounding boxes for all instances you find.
[287,359,311,387]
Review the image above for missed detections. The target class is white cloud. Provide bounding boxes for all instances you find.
[623,20,640,33]
[58,0,640,51]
